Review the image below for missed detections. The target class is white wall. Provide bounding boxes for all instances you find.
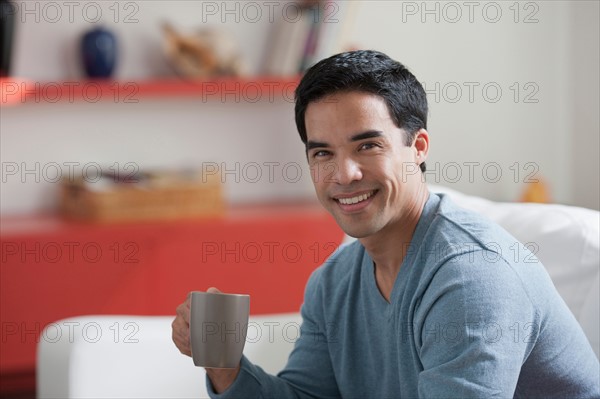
[569,1,600,210]
[0,99,314,214]
[1,0,598,215]
[343,1,585,205]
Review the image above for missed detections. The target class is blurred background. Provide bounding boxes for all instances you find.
[1,0,598,397]
[1,0,599,213]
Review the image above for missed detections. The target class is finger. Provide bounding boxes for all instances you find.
[171,319,192,356]
[175,336,192,357]
[177,302,190,324]
[175,333,191,355]
[172,317,188,339]
[207,286,222,294]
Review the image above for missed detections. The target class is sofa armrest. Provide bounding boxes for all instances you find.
[37,313,301,398]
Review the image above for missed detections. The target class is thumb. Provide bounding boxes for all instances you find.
[206,287,222,294]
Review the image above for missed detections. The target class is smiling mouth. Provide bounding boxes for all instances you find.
[335,190,376,205]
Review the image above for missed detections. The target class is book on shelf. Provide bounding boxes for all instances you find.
[298,6,322,72]
[262,0,358,76]
[263,3,314,76]
[309,0,359,66]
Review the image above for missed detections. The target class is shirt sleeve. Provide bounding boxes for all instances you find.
[207,267,341,398]
[415,250,539,398]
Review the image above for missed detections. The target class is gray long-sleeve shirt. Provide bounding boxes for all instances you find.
[208,193,600,398]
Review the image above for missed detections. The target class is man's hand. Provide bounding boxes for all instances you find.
[172,287,241,393]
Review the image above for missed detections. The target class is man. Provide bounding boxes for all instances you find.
[172,50,600,397]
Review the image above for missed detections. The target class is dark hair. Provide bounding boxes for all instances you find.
[294,50,428,172]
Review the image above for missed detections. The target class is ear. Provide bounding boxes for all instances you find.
[413,129,429,166]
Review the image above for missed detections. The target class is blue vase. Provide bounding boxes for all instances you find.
[81,27,117,78]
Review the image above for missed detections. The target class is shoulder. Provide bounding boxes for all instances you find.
[430,194,513,251]
[416,194,553,311]
[414,195,558,318]
[418,194,541,268]
[305,239,365,297]
[300,240,365,326]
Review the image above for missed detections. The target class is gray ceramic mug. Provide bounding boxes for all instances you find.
[189,291,250,368]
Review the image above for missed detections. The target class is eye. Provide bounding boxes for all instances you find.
[359,142,379,151]
[312,150,331,159]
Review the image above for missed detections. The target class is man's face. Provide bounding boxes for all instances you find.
[304,91,426,238]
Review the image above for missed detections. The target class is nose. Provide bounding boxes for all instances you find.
[333,156,363,185]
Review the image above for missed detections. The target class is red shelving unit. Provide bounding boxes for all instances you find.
[0,203,344,395]
[0,76,301,106]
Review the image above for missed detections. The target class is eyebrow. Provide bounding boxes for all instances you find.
[350,130,384,142]
[306,140,329,152]
[306,130,384,152]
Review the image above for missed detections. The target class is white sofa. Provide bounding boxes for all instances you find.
[37,313,301,398]
[37,186,599,398]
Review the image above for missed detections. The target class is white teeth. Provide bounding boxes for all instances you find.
[338,191,374,205]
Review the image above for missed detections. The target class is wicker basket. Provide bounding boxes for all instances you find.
[61,170,224,222]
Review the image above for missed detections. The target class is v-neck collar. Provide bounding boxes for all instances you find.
[361,192,440,313]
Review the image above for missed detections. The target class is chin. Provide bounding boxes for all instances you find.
[337,220,380,239]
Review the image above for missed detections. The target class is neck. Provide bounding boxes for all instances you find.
[359,184,430,291]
